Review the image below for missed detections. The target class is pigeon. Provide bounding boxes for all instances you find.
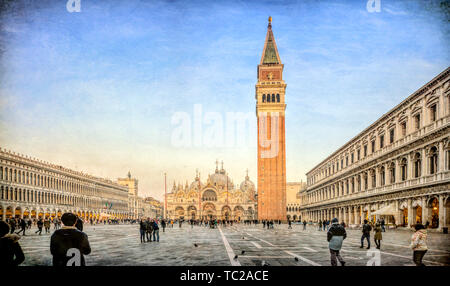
[294,257,299,262]
[241,250,245,255]
[234,255,238,260]
[242,236,245,239]
[194,244,198,247]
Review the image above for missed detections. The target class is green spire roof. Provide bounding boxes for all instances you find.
[262,32,279,64]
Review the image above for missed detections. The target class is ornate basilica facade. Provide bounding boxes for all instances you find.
[166,162,257,221]
[300,67,450,230]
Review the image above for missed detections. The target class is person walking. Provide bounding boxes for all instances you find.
[373,222,382,249]
[27,219,32,229]
[410,223,428,266]
[360,220,372,249]
[16,219,27,236]
[327,218,346,266]
[139,219,146,243]
[153,220,160,242]
[288,220,292,229]
[44,218,51,234]
[50,213,91,266]
[35,219,43,235]
[161,219,166,232]
[318,220,322,231]
[9,218,16,234]
[303,220,307,230]
[0,221,25,266]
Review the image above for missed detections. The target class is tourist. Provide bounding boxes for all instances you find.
[318,220,322,231]
[161,219,166,232]
[327,218,346,266]
[360,219,372,249]
[146,219,153,242]
[288,219,292,229]
[0,221,25,266]
[44,218,51,234]
[50,213,91,266]
[410,223,428,266]
[381,218,386,232]
[153,220,160,242]
[75,216,83,232]
[9,218,16,234]
[263,220,266,228]
[374,222,382,249]
[27,219,32,229]
[303,220,307,230]
[139,219,146,243]
[35,219,43,235]
[16,218,27,236]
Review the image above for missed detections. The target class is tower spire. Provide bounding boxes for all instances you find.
[260,16,281,65]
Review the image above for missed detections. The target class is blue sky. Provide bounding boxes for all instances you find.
[0,0,449,200]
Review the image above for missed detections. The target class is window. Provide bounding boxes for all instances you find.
[414,153,421,178]
[276,94,280,102]
[380,135,384,149]
[364,145,367,157]
[430,104,437,122]
[272,94,275,102]
[357,149,360,161]
[371,171,376,188]
[262,94,266,102]
[389,129,395,144]
[364,174,368,190]
[414,114,421,130]
[429,147,438,174]
[401,122,407,136]
[371,140,376,153]
[346,157,348,166]
[389,163,395,184]
[380,167,385,186]
[351,153,354,163]
[341,159,343,169]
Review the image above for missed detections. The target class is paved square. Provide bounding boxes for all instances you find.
[18,223,450,266]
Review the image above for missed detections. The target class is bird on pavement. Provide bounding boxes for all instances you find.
[234,255,238,260]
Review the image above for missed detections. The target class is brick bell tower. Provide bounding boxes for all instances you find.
[256,16,287,221]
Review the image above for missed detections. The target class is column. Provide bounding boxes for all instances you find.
[438,195,444,231]
[407,198,413,228]
[360,205,364,224]
[421,197,428,224]
[343,207,348,225]
[438,141,444,173]
[354,206,359,225]
[367,205,372,223]
[394,200,400,226]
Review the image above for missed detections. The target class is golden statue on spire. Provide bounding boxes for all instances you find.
[268,16,272,23]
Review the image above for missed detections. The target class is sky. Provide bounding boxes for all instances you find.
[0,0,449,200]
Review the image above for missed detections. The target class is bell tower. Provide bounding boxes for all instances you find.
[256,16,287,221]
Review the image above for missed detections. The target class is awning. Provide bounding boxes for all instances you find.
[372,204,396,216]
[99,213,112,218]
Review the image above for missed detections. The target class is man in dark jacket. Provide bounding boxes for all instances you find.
[153,220,160,242]
[75,216,83,231]
[0,221,25,266]
[360,219,372,249]
[50,213,91,266]
[16,218,27,236]
[327,218,346,266]
[35,219,43,235]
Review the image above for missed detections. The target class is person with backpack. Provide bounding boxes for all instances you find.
[50,213,91,266]
[327,218,346,266]
[360,219,372,249]
[410,223,428,266]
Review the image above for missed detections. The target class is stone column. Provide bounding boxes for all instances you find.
[438,195,445,231]
[394,200,400,226]
[407,198,413,228]
[421,197,428,224]
[367,205,372,223]
[360,206,364,224]
[438,141,444,173]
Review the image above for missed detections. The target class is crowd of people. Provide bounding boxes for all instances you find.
[0,214,433,267]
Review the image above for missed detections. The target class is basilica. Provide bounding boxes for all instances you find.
[165,162,257,221]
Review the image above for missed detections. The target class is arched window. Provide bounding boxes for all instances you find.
[414,153,421,178]
[380,167,385,186]
[389,162,395,184]
[401,158,407,181]
[272,94,275,102]
[429,147,438,174]
[262,94,266,102]
[276,94,280,102]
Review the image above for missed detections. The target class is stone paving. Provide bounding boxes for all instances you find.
[17,223,450,266]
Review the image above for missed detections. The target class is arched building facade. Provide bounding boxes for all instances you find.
[0,149,130,221]
[166,162,257,221]
[300,68,450,230]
